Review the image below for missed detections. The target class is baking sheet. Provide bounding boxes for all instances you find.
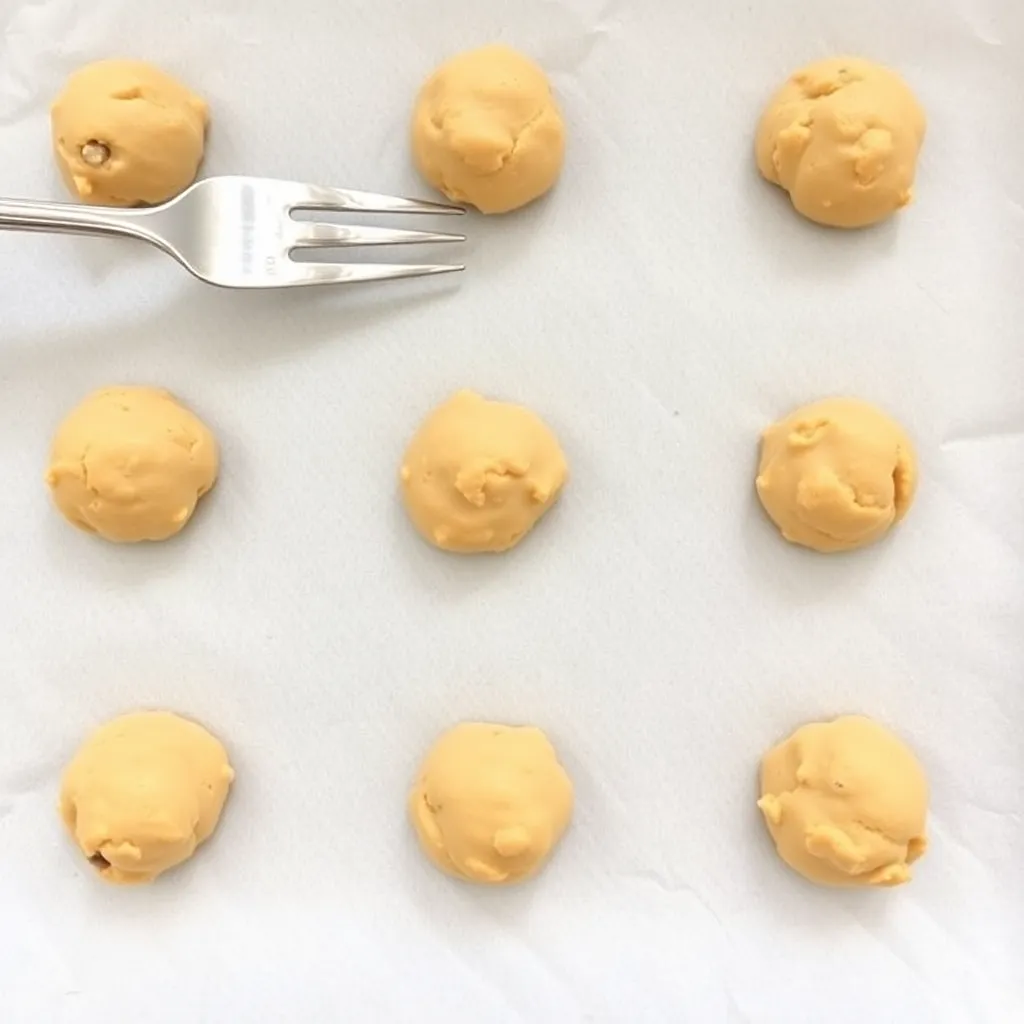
[1,0,1022,1021]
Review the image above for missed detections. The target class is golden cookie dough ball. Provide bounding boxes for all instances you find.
[51,59,208,206]
[757,715,928,887]
[755,56,925,228]
[46,386,219,543]
[409,722,574,885]
[755,397,916,553]
[60,711,234,885]
[411,44,565,214]
[400,390,568,554]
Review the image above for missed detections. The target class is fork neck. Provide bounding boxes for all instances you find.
[0,197,165,244]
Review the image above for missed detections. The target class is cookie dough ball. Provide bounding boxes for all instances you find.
[46,386,218,543]
[410,722,573,885]
[51,59,208,206]
[400,390,567,553]
[412,45,565,214]
[758,715,928,887]
[755,57,925,228]
[755,397,916,553]
[60,711,234,885]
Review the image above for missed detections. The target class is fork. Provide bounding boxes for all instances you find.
[0,175,466,288]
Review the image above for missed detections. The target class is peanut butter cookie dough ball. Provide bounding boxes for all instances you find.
[755,397,916,553]
[400,390,568,554]
[51,59,208,206]
[410,723,574,885]
[755,57,925,228]
[412,45,565,213]
[60,711,234,885]
[46,386,218,543]
[758,715,928,887]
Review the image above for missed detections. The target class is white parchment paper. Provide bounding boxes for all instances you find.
[1,1,1022,1021]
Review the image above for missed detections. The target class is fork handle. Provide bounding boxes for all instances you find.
[0,198,160,243]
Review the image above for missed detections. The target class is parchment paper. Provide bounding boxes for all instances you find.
[1,1,1021,1021]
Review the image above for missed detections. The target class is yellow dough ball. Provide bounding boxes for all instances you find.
[755,56,925,228]
[411,44,565,214]
[409,722,574,885]
[60,711,235,885]
[46,386,219,543]
[51,59,208,206]
[400,390,567,554]
[755,397,916,553]
[757,715,928,888]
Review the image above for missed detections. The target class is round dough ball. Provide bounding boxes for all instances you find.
[46,386,219,543]
[755,397,916,553]
[409,722,573,885]
[411,44,565,214]
[400,390,568,554]
[51,59,208,206]
[60,711,234,885]
[755,56,925,228]
[757,715,928,887]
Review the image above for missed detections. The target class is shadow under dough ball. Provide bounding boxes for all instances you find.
[51,59,208,206]
[399,389,568,554]
[60,711,234,885]
[411,44,565,214]
[758,715,929,887]
[755,56,925,228]
[755,397,916,553]
[46,385,219,543]
[409,722,574,885]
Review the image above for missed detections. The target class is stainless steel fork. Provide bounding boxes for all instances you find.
[0,175,466,288]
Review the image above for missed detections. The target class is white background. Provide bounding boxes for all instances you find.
[1,1,1022,1021]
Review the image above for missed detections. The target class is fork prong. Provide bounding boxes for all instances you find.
[291,184,465,216]
[290,223,465,249]
[283,262,466,287]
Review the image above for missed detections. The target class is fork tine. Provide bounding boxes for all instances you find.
[290,223,465,249]
[290,184,465,216]
[284,262,466,287]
